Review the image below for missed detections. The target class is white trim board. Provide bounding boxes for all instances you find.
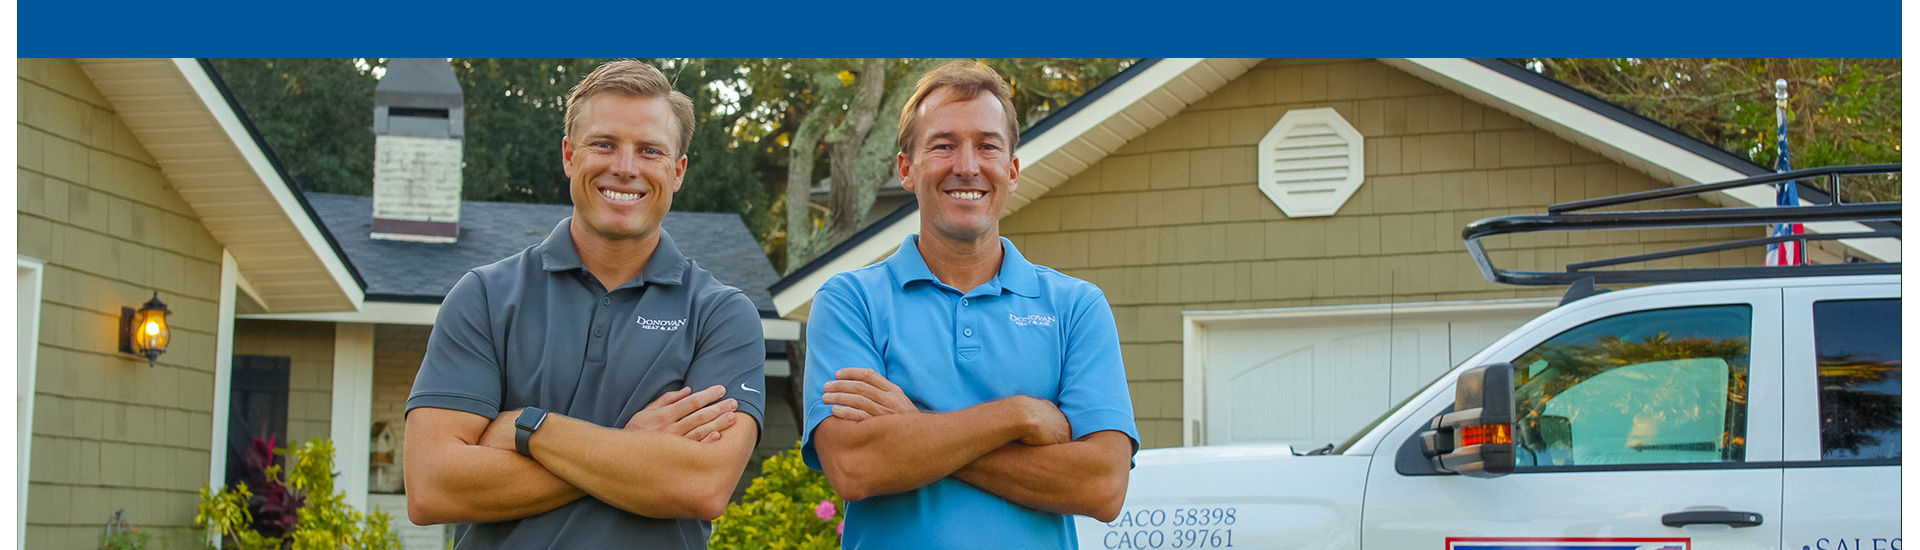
[15,256,45,549]
[330,324,376,513]
[1180,297,1558,447]
[173,59,367,308]
[771,59,1262,318]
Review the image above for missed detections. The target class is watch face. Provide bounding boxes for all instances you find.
[517,408,545,430]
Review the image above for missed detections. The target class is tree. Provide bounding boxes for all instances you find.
[778,58,1136,271]
[208,59,1136,273]
[207,59,383,196]
[1524,59,1901,201]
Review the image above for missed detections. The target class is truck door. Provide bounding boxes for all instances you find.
[1780,284,1900,550]
[1363,288,1784,550]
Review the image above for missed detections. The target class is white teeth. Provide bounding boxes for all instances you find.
[601,189,641,201]
[949,191,984,200]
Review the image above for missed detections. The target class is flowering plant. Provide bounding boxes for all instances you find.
[711,442,844,549]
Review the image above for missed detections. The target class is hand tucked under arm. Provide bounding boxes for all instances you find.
[952,430,1133,521]
[403,407,587,525]
[524,412,757,520]
[812,368,1070,502]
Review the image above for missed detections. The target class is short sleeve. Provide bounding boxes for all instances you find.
[685,289,768,436]
[407,271,504,419]
[1055,289,1140,455]
[799,276,887,470]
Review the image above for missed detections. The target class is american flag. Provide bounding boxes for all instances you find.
[1765,78,1805,267]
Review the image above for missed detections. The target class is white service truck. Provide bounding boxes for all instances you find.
[1080,165,1902,550]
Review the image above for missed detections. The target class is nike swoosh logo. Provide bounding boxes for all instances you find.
[740,383,761,394]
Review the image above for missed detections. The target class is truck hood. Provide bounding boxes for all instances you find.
[1076,444,1369,549]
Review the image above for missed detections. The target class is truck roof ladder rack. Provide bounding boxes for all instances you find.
[1463,164,1901,287]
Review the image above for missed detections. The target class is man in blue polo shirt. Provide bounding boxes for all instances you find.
[802,60,1137,548]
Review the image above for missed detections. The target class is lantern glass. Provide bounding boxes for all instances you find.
[133,307,169,353]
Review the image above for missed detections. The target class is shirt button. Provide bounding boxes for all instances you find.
[594,328,606,337]
[601,296,610,306]
[963,328,973,337]
[961,298,969,307]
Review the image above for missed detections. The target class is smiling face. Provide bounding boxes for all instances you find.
[899,87,1020,246]
[562,93,687,246]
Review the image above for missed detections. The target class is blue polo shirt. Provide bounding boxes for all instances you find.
[801,235,1138,549]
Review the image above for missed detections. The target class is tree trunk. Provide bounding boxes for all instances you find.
[784,108,830,272]
[824,58,889,243]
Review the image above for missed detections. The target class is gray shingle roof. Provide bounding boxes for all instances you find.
[304,193,779,314]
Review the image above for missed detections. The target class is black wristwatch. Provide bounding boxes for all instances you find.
[514,407,549,458]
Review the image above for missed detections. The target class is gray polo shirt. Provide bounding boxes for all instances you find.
[407,218,766,549]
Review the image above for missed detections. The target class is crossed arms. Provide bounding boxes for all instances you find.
[404,385,758,524]
[811,368,1132,522]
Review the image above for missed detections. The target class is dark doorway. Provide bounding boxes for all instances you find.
[226,355,290,487]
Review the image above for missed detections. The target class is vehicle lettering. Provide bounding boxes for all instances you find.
[1098,508,1237,549]
[1809,537,1901,550]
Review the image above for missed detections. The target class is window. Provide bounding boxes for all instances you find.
[1511,306,1752,468]
[1813,299,1900,460]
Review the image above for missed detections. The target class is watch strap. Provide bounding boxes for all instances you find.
[514,407,547,458]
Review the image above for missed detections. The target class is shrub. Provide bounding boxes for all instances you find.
[195,437,401,549]
[710,442,844,549]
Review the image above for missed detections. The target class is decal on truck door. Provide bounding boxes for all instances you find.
[1446,538,1689,550]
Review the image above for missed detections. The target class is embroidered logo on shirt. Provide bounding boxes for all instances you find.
[635,316,688,331]
[1008,313,1056,327]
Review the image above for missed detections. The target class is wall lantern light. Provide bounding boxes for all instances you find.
[118,292,171,367]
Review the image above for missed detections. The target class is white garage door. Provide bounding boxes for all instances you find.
[1189,300,1552,448]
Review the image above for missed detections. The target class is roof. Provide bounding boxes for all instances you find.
[770,57,1898,318]
[74,59,365,313]
[303,193,781,314]
[771,58,1265,315]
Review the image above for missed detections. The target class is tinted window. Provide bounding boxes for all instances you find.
[1511,306,1752,468]
[1814,299,1901,460]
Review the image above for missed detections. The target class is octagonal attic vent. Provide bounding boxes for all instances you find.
[1257,108,1364,218]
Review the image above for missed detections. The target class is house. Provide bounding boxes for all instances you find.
[769,58,1896,453]
[16,58,800,548]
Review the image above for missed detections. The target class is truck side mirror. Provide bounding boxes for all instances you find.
[1420,363,1516,478]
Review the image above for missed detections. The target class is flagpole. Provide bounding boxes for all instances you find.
[1768,78,1806,266]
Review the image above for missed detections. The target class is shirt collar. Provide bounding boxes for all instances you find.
[537,217,687,288]
[883,234,1040,298]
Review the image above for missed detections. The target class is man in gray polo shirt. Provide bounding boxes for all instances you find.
[403,60,766,548]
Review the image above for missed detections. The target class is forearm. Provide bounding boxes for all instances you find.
[813,398,1034,501]
[953,431,1132,521]
[529,414,755,520]
[404,439,585,524]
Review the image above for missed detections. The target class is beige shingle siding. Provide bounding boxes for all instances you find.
[233,320,337,444]
[1002,59,1759,450]
[18,59,229,547]
[371,323,431,479]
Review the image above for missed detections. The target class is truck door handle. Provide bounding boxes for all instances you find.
[1662,510,1763,528]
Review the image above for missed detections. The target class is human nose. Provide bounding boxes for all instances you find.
[952,145,981,177]
[610,148,640,179]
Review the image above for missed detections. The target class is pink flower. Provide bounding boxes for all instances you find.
[837,520,845,535]
[814,500,836,521]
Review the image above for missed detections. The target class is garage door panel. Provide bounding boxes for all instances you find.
[1198,304,1545,447]
[1224,347,1312,442]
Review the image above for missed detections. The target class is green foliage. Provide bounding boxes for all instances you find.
[208,59,1136,273]
[195,438,400,550]
[710,443,844,550]
[1526,59,1901,201]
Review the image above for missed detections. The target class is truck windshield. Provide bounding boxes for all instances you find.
[1329,361,1458,454]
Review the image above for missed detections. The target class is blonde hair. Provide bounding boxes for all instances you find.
[564,60,696,156]
[896,60,1018,158]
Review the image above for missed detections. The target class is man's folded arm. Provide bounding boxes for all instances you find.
[528,412,759,520]
[402,407,585,525]
[810,397,1048,502]
[953,430,1134,521]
